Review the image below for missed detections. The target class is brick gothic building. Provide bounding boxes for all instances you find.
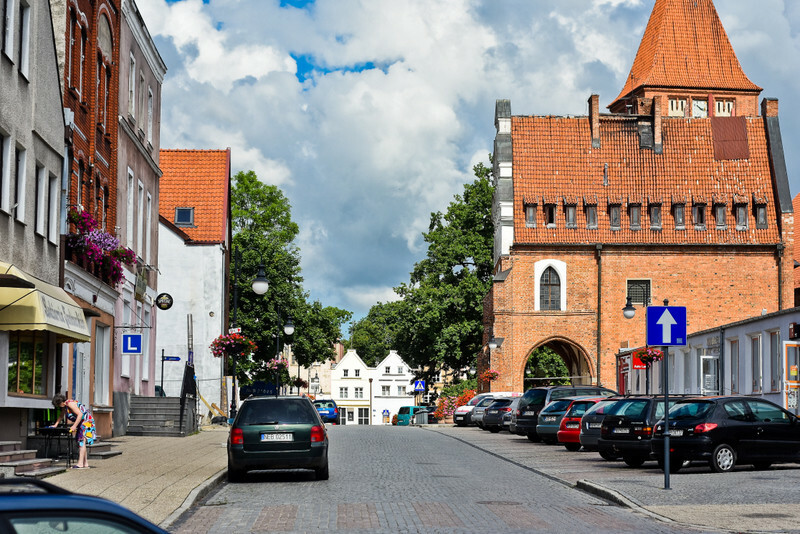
[484,0,794,393]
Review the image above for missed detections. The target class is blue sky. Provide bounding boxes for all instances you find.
[137,0,800,322]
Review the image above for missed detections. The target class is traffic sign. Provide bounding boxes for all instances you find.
[122,334,142,354]
[163,356,180,362]
[414,380,426,391]
[646,306,687,346]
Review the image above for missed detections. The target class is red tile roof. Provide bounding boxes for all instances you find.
[159,149,231,244]
[611,0,761,109]
[512,115,780,245]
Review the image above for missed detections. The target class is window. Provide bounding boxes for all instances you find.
[565,205,576,229]
[674,203,685,230]
[128,54,136,117]
[751,336,762,393]
[75,162,83,209]
[749,399,791,424]
[755,205,767,229]
[103,65,110,128]
[650,205,661,230]
[145,194,152,263]
[358,407,369,425]
[770,331,780,392]
[626,279,650,306]
[381,385,390,396]
[735,204,748,230]
[730,339,739,394]
[174,207,193,226]
[354,369,360,378]
[397,366,403,374]
[683,351,693,393]
[586,205,597,229]
[714,204,726,230]
[78,28,86,97]
[715,99,734,117]
[126,171,134,244]
[397,385,406,396]
[384,366,390,374]
[339,387,348,398]
[609,204,621,230]
[354,387,363,399]
[34,164,45,235]
[692,98,708,118]
[347,410,354,422]
[147,88,154,143]
[525,204,536,228]
[7,331,47,395]
[342,369,348,377]
[48,172,58,243]
[540,266,561,311]
[668,98,686,117]
[66,12,74,86]
[121,299,131,377]
[544,204,556,228]
[14,147,25,222]
[3,0,14,59]
[0,133,8,211]
[692,203,706,230]
[629,204,641,230]
[139,73,145,126]
[17,0,29,77]
[137,182,144,255]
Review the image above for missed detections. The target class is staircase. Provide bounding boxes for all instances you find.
[126,396,196,437]
[88,441,122,460]
[0,441,64,479]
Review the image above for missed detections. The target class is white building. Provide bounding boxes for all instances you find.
[331,349,417,425]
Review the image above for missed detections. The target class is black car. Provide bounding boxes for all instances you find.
[597,395,690,467]
[482,398,514,433]
[579,397,623,457]
[514,385,617,442]
[652,396,800,473]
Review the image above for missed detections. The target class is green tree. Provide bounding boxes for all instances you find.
[392,161,494,380]
[525,346,571,386]
[230,171,350,384]
[347,300,404,366]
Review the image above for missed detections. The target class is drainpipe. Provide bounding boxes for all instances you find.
[777,244,784,310]
[719,327,725,395]
[595,244,603,386]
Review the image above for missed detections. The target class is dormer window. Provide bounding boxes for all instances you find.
[755,204,768,229]
[544,204,556,228]
[609,204,621,231]
[693,203,707,230]
[629,204,641,230]
[668,98,686,117]
[585,205,598,230]
[174,207,194,226]
[715,99,734,117]
[524,204,536,228]
[735,204,748,230]
[692,99,708,118]
[565,205,577,229]
[674,203,686,230]
[714,204,727,230]
[649,204,662,230]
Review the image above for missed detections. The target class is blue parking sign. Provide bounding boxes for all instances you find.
[646,306,687,346]
[122,334,143,354]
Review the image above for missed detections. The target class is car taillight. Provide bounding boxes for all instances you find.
[500,407,511,413]
[334,408,338,415]
[515,409,521,416]
[230,427,244,445]
[311,425,326,443]
[633,426,653,437]
[694,422,718,433]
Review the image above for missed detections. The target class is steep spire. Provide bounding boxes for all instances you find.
[610,0,761,111]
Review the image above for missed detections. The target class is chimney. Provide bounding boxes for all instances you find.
[653,95,663,154]
[762,98,779,118]
[589,94,600,149]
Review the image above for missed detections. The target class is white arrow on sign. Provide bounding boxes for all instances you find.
[657,309,677,344]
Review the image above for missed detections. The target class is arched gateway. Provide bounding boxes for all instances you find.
[522,337,594,389]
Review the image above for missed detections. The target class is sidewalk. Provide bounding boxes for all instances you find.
[43,425,229,529]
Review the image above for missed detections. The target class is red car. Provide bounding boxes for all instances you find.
[557,398,607,451]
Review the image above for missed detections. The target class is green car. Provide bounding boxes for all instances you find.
[227,396,329,482]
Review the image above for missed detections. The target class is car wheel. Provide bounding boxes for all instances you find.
[623,454,646,468]
[526,431,540,442]
[564,443,581,452]
[752,461,772,470]
[315,462,330,480]
[599,450,617,461]
[710,444,736,473]
[227,461,246,483]
[489,426,501,433]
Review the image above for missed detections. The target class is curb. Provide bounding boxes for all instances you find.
[159,468,227,530]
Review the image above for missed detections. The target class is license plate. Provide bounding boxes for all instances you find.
[588,422,601,429]
[612,428,630,434]
[455,416,463,420]
[261,433,293,442]
[544,416,556,422]
[488,410,497,414]
[566,423,579,429]
[524,411,536,416]
[668,429,684,437]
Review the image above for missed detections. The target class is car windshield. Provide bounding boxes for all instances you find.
[542,399,572,413]
[565,401,595,417]
[606,399,649,419]
[238,398,318,425]
[468,395,487,406]
[314,401,335,409]
[478,397,496,407]
[521,389,547,404]
[669,401,715,420]
[583,399,618,416]
[398,407,410,415]
[490,399,512,408]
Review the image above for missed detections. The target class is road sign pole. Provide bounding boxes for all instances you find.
[161,348,165,394]
[663,344,671,490]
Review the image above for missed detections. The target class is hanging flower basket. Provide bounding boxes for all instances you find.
[292,377,309,389]
[632,346,664,365]
[479,369,500,383]
[266,357,289,371]
[210,332,257,358]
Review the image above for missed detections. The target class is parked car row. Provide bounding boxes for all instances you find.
[460,386,800,473]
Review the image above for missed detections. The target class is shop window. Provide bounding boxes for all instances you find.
[7,331,48,396]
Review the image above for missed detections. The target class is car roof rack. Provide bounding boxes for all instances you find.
[0,477,72,495]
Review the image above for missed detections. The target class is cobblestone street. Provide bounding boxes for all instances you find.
[168,425,716,533]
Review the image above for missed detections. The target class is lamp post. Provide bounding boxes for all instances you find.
[311,371,320,397]
[623,296,652,394]
[487,335,503,391]
[274,315,295,396]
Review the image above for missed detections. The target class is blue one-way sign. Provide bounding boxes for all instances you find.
[122,334,143,354]
[646,306,687,346]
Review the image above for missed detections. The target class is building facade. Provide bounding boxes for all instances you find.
[485,0,794,393]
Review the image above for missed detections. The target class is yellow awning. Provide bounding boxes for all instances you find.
[0,261,90,342]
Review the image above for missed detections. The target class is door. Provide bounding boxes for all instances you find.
[745,399,800,460]
[700,355,720,396]
[71,343,91,403]
[338,408,348,425]
[785,343,800,416]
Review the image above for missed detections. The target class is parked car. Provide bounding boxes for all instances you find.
[227,395,329,482]
[413,406,439,424]
[482,397,515,433]
[537,396,600,444]
[397,406,427,426]
[556,397,607,451]
[471,396,500,429]
[579,397,624,457]
[652,396,800,473]
[597,395,690,467]
[313,399,338,424]
[514,385,617,442]
[505,397,523,433]
[0,478,169,533]
[454,393,494,426]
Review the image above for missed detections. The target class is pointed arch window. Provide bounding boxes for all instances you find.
[540,267,561,311]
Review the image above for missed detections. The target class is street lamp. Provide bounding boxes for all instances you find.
[275,315,295,396]
[311,371,320,396]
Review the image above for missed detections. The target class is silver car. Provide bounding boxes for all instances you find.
[471,396,498,429]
